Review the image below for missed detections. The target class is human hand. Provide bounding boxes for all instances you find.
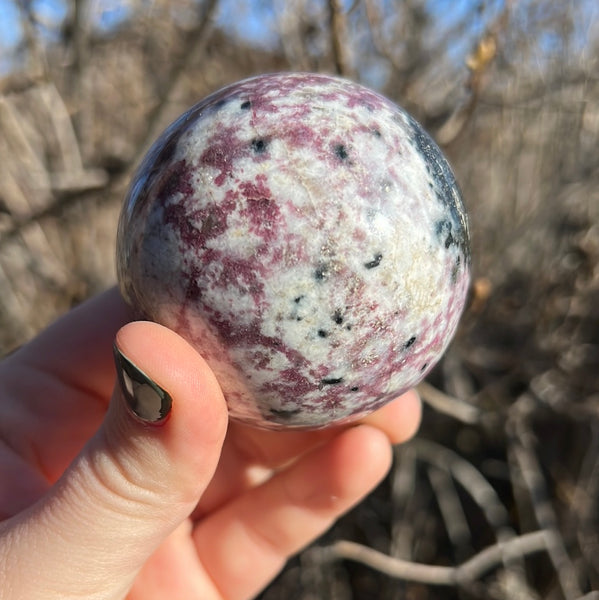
[0,287,421,600]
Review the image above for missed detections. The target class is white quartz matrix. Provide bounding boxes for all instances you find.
[117,72,470,429]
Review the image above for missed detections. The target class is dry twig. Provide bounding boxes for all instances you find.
[417,381,481,424]
[507,395,583,599]
[412,438,514,539]
[322,530,557,587]
[328,0,353,77]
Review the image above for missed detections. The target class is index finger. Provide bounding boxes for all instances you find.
[6,286,133,404]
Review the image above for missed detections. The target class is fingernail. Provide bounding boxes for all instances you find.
[113,344,172,424]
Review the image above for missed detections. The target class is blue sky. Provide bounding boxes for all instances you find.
[0,0,596,76]
[0,0,22,49]
[0,0,277,55]
[0,0,275,72]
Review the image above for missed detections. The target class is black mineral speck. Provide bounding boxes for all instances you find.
[321,377,344,385]
[270,407,301,419]
[333,309,344,324]
[405,336,416,349]
[334,144,349,161]
[421,362,429,372]
[350,386,360,392]
[251,139,267,153]
[364,253,383,269]
[314,263,329,281]
[451,255,462,284]
[435,219,455,250]
[294,295,304,303]
[318,329,329,338]
[240,100,251,110]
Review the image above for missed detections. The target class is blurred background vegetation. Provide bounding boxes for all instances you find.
[1,0,598,598]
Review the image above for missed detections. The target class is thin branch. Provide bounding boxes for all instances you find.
[38,83,84,173]
[411,437,519,568]
[417,381,481,424]
[427,465,473,558]
[273,0,312,71]
[328,0,353,77]
[507,395,583,599]
[322,530,556,586]
[389,445,418,559]
[135,0,220,160]
[363,0,423,81]
[0,95,51,216]
[436,1,513,145]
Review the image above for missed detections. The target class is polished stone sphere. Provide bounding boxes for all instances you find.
[117,72,470,429]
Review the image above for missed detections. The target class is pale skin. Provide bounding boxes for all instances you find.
[0,287,422,600]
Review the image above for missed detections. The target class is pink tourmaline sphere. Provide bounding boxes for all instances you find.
[117,72,470,429]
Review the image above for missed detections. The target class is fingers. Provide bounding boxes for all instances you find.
[9,286,132,403]
[193,424,393,600]
[228,389,421,471]
[194,390,422,517]
[0,321,228,600]
[361,389,422,444]
[1,288,134,484]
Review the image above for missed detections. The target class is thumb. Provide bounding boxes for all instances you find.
[0,321,228,600]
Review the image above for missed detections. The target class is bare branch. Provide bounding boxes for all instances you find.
[412,438,514,539]
[389,444,418,560]
[507,395,583,599]
[273,0,312,71]
[427,466,472,556]
[436,2,512,145]
[322,530,555,586]
[417,381,481,424]
[328,0,353,77]
[573,422,599,575]
[135,0,220,161]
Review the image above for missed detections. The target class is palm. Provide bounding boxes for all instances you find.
[0,287,420,599]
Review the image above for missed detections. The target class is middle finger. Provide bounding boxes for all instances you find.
[193,390,421,517]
